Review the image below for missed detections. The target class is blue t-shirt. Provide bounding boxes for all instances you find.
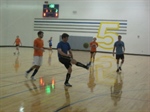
[57,41,71,58]
[49,40,52,46]
[114,41,124,54]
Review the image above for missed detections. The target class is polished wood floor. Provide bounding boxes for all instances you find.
[0,47,150,112]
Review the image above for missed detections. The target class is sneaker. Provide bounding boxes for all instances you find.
[116,69,119,72]
[86,62,91,70]
[64,83,72,87]
[85,65,89,70]
[25,71,29,78]
[31,77,36,81]
[87,62,91,66]
[119,67,122,71]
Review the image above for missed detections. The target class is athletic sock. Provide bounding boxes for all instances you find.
[27,68,33,73]
[76,62,87,69]
[31,69,38,77]
[65,73,71,84]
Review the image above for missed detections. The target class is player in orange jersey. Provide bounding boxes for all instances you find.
[13,36,22,55]
[88,37,98,65]
[25,31,50,80]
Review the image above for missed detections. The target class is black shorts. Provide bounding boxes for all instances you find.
[59,56,72,69]
[90,51,97,54]
[116,54,124,59]
[16,45,19,46]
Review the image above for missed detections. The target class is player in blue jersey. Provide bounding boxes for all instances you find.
[48,37,53,51]
[113,35,125,72]
[57,33,90,87]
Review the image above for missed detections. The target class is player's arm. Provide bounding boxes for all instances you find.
[20,40,22,46]
[123,44,125,54]
[33,41,39,50]
[90,42,92,47]
[68,50,73,58]
[96,42,98,48]
[57,48,70,57]
[113,46,116,56]
[33,46,43,50]
[43,47,51,50]
[34,46,45,52]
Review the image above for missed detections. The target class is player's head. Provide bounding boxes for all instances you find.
[38,31,44,38]
[16,36,19,38]
[118,35,122,41]
[62,33,69,42]
[93,37,97,41]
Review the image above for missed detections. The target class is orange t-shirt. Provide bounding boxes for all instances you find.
[90,41,98,52]
[34,38,44,56]
[15,38,21,45]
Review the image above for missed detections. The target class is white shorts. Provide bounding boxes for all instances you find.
[33,56,43,66]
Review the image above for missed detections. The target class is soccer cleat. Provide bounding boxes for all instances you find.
[31,77,36,81]
[64,83,72,87]
[25,71,29,78]
[119,67,122,71]
[116,69,119,72]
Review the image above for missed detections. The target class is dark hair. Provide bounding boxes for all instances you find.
[118,35,122,38]
[37,31,43,36]
[62,33,69,39]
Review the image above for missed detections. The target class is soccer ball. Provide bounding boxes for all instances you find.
[83,43,89,49]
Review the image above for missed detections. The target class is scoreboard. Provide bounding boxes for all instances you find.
[43,4,59,18]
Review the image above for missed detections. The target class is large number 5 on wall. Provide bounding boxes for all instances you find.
[97,22,120,50]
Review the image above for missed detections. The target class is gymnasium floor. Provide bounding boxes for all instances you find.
[0,47,150,112]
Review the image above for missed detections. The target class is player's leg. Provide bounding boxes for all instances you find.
[116,55,120,72]
[116,59,119,72]
[71,58,89,70]
[30,56,42,80]
[14,45,17,55]
[119,54,124,71]
[59,58,72,87]
[30,65,40,80]
[25,65,36,78]
[50,45,53,51]
[16,45,19,51]
[49,45,53,52]
[92,52,96,63]
[17,45,20,54]
[65,65,72,87]
[90,52,93,63]
[88,52,93,66]
[25,56,41,79]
